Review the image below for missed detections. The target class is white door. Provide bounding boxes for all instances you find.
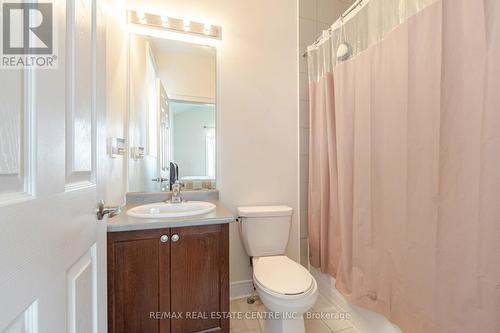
[0,0,107,332]
[157,78,170,188]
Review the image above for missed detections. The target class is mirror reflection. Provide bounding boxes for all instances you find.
[128,34,216,192]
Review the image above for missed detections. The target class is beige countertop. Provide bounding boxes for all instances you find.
[107,190,235,232]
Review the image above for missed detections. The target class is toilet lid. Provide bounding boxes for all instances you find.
[253,256,313,295]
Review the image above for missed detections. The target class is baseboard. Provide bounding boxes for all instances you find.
[230,280,254,301]
[310,267,401,333]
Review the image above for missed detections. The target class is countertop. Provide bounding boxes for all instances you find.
[107,190,235,232]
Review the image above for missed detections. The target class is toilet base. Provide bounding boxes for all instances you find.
[264,312,306,333]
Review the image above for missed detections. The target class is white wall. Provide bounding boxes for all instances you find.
[172,104,215,177]
[127,34,159,192]
[106,2,128,205]
[107,0,300,284]
[154,45,216,103]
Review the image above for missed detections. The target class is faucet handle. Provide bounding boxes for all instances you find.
[170,181,183,203]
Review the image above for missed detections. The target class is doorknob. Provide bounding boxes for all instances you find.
[171,234,180,242]
[96,201,122,220]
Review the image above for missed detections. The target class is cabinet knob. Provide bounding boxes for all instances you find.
[171,234,180,242]
[160,235,169,243]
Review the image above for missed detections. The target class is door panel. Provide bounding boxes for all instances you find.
[67,244,97,333]
[0,0,107,332]
[0,71,22,177]
[1,300,37,333]
[114,239,159,333]
[170,224,229,333]
[66,0,95,186]
[107,229,171,333]
[157,79,170,185]
[0,69,34,202]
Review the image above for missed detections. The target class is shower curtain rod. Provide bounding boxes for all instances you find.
[301,0,366,58]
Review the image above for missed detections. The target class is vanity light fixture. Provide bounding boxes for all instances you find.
[127,10,222,44]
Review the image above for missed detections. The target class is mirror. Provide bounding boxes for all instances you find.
[127,33,216,192]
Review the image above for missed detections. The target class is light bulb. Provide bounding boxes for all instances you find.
[203,23,212,35]
[137,10,145,23]
[160,13,169,27]
[183,19,191,30]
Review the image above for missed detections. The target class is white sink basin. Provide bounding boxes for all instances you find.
[126,201,216,219]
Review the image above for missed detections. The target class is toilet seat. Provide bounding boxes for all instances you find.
[253,256,314,298]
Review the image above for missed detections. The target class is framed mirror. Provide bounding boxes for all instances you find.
[127,33,216,192]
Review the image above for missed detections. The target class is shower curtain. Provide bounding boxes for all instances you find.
[307,0,500,332]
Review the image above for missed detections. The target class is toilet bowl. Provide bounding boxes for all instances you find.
[252,256,318,333]
[237,205,318,333]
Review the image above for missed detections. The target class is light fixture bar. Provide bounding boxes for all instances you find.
[127,10,222,40]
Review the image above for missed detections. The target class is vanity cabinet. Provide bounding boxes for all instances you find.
[107,224,229,333]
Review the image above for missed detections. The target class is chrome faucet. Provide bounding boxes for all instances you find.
[170,180,183,203]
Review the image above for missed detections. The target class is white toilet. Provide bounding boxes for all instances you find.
[238,206,318,333]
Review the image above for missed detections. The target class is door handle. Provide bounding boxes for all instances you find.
[96,201,122,220]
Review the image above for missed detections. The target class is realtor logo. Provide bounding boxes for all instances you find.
[1,2,57,68]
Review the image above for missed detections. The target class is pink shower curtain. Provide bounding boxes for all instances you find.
[308,1,500,332]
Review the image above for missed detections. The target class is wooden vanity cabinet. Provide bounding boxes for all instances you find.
[107,224,229,333]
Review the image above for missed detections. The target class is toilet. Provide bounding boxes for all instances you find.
[238,206,318,333]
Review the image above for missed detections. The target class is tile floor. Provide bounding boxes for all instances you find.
[230,294,360,333]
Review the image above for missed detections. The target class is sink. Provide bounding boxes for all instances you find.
[126,201,216,219]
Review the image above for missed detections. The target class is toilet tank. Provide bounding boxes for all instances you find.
[237,205,293,257]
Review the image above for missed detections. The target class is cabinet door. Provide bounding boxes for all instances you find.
[107,229,171,333]
[170,224,229,332]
